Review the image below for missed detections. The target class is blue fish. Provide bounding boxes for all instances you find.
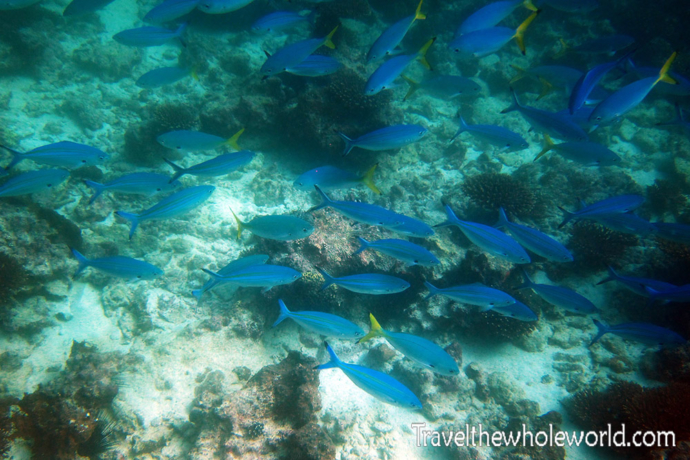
[594,212,656,236]
[0,0,40,9]
[435,204,530,264]
[383,213,435,238]
[317,268,410,295]
[63,0,114,16]
[294,164,380,194]
[309,185,404,227]
[192,255,269,299]
[449,10,539,58]
[144,0,200,23]
[534,134,621,166]
[315,342,422,409]
[285,55,342,77]
[501,88,588,141]
[490,300,538,321]
[589,52,677,126]
[354,237,440,266]
[591,319,685,347]
[402,75,481,101]
[196,0,253,14]
[232,211,314,241]
[202,264,301,292]
[0,169,69,197]
[358,314,459,376]
[165,150,254,182]
[457,0,536,36]
[337,124,427,156]
[367,0,425,62]
[516,269,598,314]
[596,266,677,298]
[657,103,690,133]
[273,299,364,340]
[251,11,312,33]
[157,128,243,152]
[542,0,598,13]
[1,142,109,170]
[260,26,338,76]
[495,207,573,262]
[558,194,645,228]
[71,248,163,280]
[365,38,435,95]
[654,222,690,245]
[424,281,516,310]
[113,23,187,47]
[569,50,635,115]
[116,185,215,239]
[645,285,690,305]
[451,116,528,152]
[136,67,197,88]
[84,172,179,205]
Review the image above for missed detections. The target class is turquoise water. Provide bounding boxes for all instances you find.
[1,0,689,458]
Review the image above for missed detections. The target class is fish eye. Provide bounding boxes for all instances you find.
[414,260,419,263]
[157,188,162,191]
[454,49,459,53]
[137,275,141,279]
[303,228,308,232]
[293,275,298,279]
[429,364,435,368]
[176,145,181,149]
[47,183,52,187]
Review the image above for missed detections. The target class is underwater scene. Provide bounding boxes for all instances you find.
[1,0,690,458]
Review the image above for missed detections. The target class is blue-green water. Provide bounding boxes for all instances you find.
[1,0,689,458]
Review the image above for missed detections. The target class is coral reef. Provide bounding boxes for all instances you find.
[565,381,690,458]
[461,172,538,218]
[645,178,688,219]
[188,352,328,459]
[567,222,637,271]
[641,343,690,385]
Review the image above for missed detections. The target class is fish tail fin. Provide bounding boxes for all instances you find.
[596,266,618,286]
[416,37,436,70]
[655,51,678,86]
[308,185,332,212]
[83,179,105,205]
[508,65,527,85]
[514,10,540,55]
[190,66,199,81]
[176,22,188,47]
[494,207,510,229]
[515,268,534,290]
[590,319,608,346]
[337,131,355,156]
[554,38,569,58]
[536,76,553,100]
[201,268,222,279]
[424,281,440,300]
[523,0,538,12]
[414,0,426,20]
[451,115,469,142]
[357,313,385,344]
[230,208,244,239]
[323,25,339,50]
[360,163,380,194]
[315,266,335,291]
[314,342,341,370]
[534,133,555,161]
[273,299,291,328]
[70,247,89,276]
[225,128,244,150]
[401,75,420,101]
[501,87,521,114]
[434,203,461,228]
[115,211,140,240]
[353,236,370,256]
[1,144,24,170]
[557,206,574,228]
[164,158,185,183]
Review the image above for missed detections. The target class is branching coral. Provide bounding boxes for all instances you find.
[461,172,538,218]
[568,222,637,270]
